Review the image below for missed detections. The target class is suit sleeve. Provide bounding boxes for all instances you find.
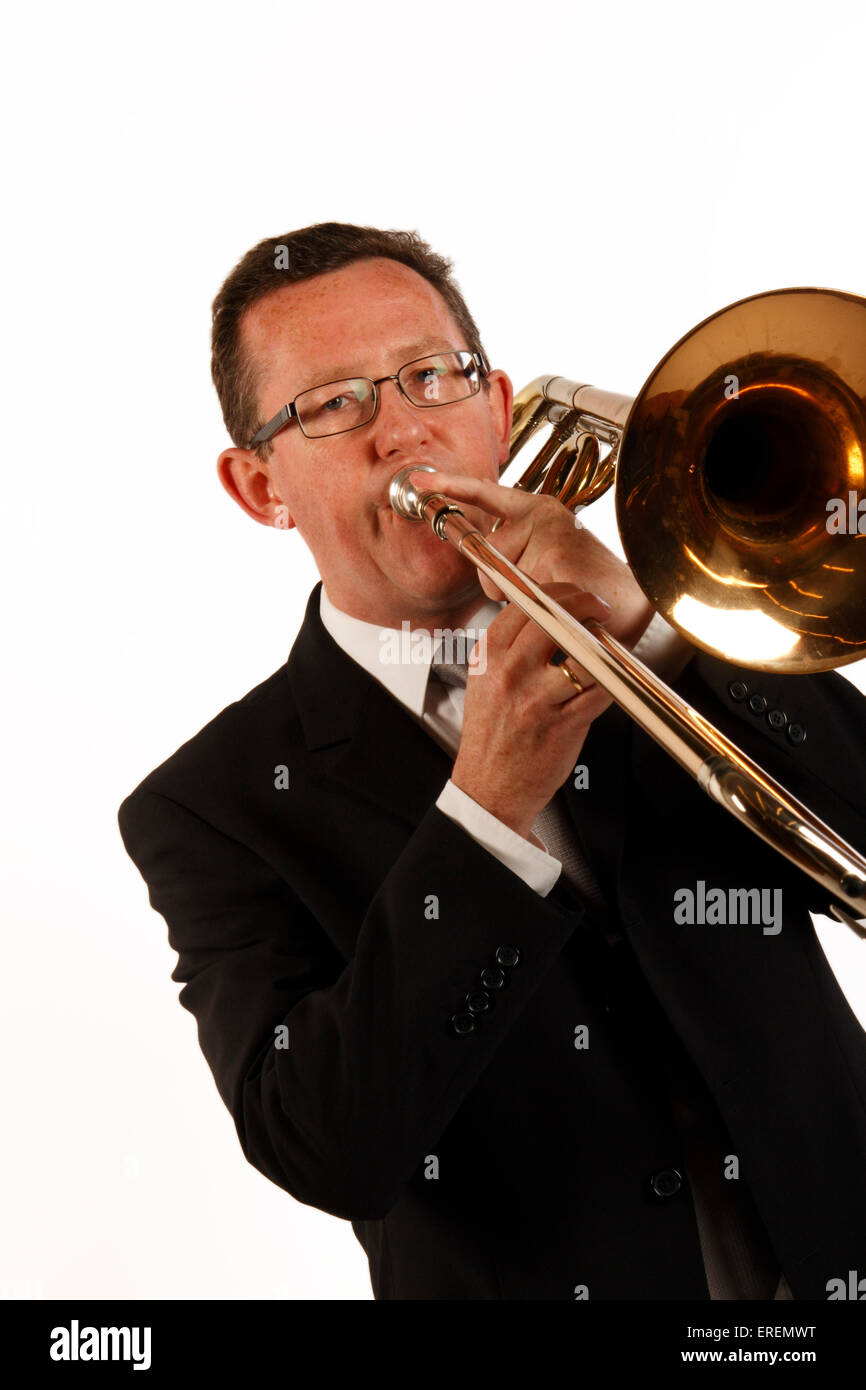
[118,788,582,1221]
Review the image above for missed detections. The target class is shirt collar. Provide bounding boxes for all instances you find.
[319,584,503,717]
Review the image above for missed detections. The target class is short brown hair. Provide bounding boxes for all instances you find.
[211,221,489,456]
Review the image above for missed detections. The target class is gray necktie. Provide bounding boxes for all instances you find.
[430,648,610,916]
[430,651,470,688]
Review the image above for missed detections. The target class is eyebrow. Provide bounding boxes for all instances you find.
[305,338,458,389]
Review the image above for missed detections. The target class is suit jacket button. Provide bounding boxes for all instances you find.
[466,990,492,1015]
[451,1012,475,1036]
[495,945,521,968]
[748,693,768,714]
[767,708,787,731]
[728,680,749,701]
[787,723,807,746]
[480,966,506,990]
[649,1168,684,1199]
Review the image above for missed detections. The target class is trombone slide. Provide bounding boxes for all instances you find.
[389,467,866,932]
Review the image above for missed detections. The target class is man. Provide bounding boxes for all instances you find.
[119,222,866,1300]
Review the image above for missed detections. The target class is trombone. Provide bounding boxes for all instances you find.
[389,288,866,936]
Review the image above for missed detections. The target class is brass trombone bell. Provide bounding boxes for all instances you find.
[503,288,866,673]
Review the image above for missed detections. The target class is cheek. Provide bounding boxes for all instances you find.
[273,456,352,535]
[307,504,365,560]
[445,415,502,481]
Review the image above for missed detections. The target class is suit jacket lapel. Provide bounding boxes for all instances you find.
[287,583,455,829]
[286,584,637,918]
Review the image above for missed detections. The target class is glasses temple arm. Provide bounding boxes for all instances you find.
[248,403,293,449]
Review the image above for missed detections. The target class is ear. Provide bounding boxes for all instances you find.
[485,369,514,468]
[216,447,295,530]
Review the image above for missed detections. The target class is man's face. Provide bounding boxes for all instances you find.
[217,257,513,627]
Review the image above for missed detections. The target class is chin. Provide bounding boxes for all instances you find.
[378,508,483,610]
[408,565,481,612]
[384,529,467,582]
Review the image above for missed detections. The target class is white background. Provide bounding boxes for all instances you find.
[3,0,866,1301]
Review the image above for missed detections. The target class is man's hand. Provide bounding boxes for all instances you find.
[451,583,615,840]
[409,470,656,842]
[411,469,654,651]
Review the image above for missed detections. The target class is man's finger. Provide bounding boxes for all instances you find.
[508,588,609,687]
[488,583,610,663]
[408,469,545,526]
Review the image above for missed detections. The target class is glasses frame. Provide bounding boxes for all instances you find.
[247,347,490,448]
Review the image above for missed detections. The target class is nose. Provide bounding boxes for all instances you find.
[370,376,432,456]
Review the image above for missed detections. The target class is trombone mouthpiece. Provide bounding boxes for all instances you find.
[389,464,436,520]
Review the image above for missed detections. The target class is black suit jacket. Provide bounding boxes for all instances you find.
[118,582,866,1299]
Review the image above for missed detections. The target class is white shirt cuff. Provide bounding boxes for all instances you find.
[435,779,562,898]
[433,616,694,901]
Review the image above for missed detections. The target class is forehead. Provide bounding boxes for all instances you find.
[239,257,463,392]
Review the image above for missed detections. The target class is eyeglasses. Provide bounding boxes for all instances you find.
[248,348,490,447]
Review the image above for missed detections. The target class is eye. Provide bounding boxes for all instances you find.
[323,394,349,412]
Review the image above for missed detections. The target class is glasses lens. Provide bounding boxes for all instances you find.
[296,378,376,437]
[399,351,480,407]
